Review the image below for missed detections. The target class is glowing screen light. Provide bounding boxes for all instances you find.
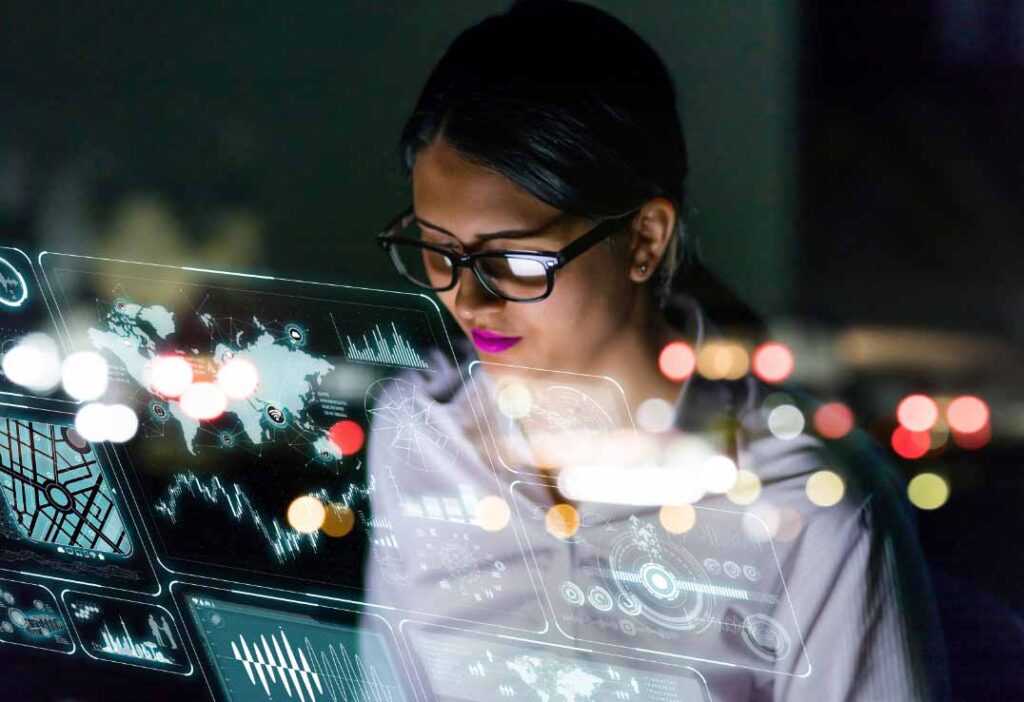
[149,355,193,398]
[813,402,854,439]
[216,357,259,400]
[328,419,365,456]
[1,332,62,392]
[891,425,930,459]
[60,351,109,401]
[657,341,696,382]
[896,394,939,432]
[180,382,227,421]
[286,495,326,534]
[946,395,989,434]
[752,341,794,383]
[907,473,949,510]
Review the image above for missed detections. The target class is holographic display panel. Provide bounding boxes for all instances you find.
[182,588,410,702]
[64,590,192,674]
[404,622,711,702]
[512,483,809,675]
[0,577,74,654]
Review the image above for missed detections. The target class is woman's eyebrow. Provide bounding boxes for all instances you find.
[414,216,548,242]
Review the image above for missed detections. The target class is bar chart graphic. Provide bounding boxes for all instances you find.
[188,594,408,702]
[341,322,428,370]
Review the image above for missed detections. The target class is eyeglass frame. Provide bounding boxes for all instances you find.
[377,206,638,302]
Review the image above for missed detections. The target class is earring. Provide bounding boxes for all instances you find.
[638,263,648,274]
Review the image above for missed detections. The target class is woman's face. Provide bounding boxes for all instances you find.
[411,139,638,373]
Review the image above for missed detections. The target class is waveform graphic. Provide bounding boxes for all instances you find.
[343,323,428,370]
[231,629,398,702]
[154,472,321,563]
[100,617,174,665]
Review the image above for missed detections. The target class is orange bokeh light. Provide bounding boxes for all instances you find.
[813,402,854,439]
[896,394,939,432]
[752,342,795,384]
[658,341,696,382]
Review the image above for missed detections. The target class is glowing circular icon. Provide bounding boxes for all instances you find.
[264,404,289,428]
[148,400,171,423]
[587,586,614,612]
[284,323,307,347]
[0,257,29,308]
[560,581,585,607]
[723,561,741,579]
[639,562,680,602]
[741,614,793,661]
[616,592,642,616]
[743,565,761,583]
[702,558,722,576]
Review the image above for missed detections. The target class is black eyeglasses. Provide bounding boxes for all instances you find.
[377,207,636,302]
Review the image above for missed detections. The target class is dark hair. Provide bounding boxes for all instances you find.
[399,0,690,304]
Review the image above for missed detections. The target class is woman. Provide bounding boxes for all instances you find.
[368,2,949,700]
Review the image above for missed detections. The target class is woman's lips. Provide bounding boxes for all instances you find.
[471,327,523,353]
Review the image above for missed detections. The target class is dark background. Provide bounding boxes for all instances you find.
[2,1,1022,699]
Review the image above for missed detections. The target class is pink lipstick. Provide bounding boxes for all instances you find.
[471,327,523,354]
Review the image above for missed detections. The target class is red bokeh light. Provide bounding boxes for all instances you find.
[658,341,696,382]
[946,395,989,435]
[891,426,931,459]
[751,342,795,384]
[952,423,991,450]
[329,419,366,456]
[813,402,855,439]
[896,394,939,432]
[149,355,193,398]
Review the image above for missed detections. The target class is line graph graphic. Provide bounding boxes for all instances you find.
[0,417,131,557]
[341,322,428,370]
[188,595,408,702]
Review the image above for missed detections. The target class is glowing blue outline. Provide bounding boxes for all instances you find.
[0,255,28,308]
[0,576,76,656]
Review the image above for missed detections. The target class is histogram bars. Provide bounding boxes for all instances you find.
[341,322,428,370]
[229,629,397,702]
[100,617,174,664]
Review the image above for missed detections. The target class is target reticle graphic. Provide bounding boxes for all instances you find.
[365,378,459,472]
[0,417,131,556]
[605,516,715,633]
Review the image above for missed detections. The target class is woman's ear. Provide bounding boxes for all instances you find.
[629,197,677,283]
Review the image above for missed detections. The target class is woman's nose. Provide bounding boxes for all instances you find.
[453,266,505,320]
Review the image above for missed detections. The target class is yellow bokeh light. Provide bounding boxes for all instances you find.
[475,495,512,532]
[697,341,749,381]
[497,382,533,419]
[545,503,581,539]
[321,503,355,538]
[659,504,697,535]
[805,470,845,507]
[287,495,326,534]
[908,473,950,511]
[726,469,762,505]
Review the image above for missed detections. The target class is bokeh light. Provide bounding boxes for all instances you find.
[545,503,581,539]
[891,426,931,459]
[751,342,794,383]
[321,503,356,537]
[180,382,227,421]
[1,332,62,392]
[726,469,762,505]
[658,341,696,382]
[60,351,109,401]
[659,504,696,535]
[907,473,950,510]
[952,423,992,450]
[74,402,110,442]
[497,382,533,419]
[742,504,779,543]
[474,495,511,532]
[696,341,749,380]
[946,395,989,434]
[216,357,259,400]
[813,402,854,439]
[700,454,738,493]
[329,419,365,456]
[773,507,804,542]
[805,469,845,507]
[149,355,193,398]
[636,397,675,433]
[106,403,140,443]
[767,404,805,440]
[287,495,326,534]
[897,394,939,432]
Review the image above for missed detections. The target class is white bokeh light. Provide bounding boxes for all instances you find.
[180,382,227,421]
[61,351,109,401]
[700,454,739,493]
[75,402,110,442]
[216,358,259,400]
[148,355,193,398]
[106,403,139,443]
[768,404,805,440]
[636,397,675,433]
[2,333,62,392]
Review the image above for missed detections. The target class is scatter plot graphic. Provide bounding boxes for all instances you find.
[405,624,711,702]
[342,322,428,371]
[187,593,409,702]
[64,591,191,674]
[0,578,73,653]
[365,378,460,473]
[0,416,132,557]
